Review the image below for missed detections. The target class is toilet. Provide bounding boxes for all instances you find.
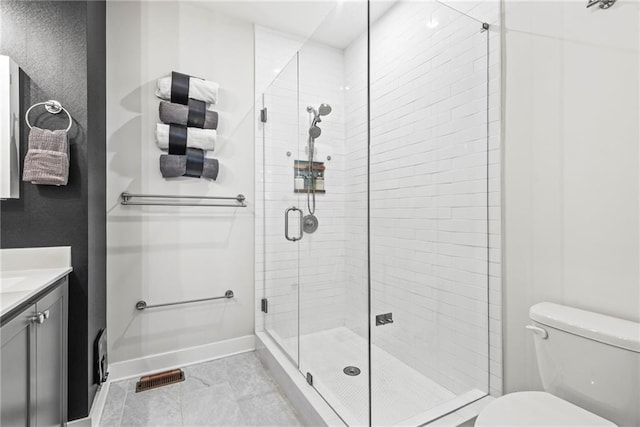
[476,302,640,427]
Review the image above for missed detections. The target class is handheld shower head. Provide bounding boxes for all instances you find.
[309,125,321,139]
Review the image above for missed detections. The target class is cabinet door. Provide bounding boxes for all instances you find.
[1,304,37,427]
[35,281,67,427]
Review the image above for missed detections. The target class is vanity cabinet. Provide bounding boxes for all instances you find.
[1,277,68,426]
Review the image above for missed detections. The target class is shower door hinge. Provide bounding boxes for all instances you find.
[260,108,268,123]
[261,298,268,313]
[306,372,313,386]
[481,22,489,32]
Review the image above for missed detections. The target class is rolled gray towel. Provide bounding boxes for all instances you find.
[159,154,219,180]
[159,101,218,129]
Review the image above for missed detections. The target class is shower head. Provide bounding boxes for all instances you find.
[318,103,332,116]
[307,103,332,125]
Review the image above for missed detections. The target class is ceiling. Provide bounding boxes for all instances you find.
[197,1,397,49]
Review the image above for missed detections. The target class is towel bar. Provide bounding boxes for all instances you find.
[135,290,234,311]
[121,192,246,207]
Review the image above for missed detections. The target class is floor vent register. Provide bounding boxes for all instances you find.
[135,369,185,392]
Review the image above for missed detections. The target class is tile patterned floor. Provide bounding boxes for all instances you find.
[100,352,303,427]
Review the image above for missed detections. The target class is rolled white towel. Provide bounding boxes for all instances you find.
[155,75,219,105]
[155,124,217,152]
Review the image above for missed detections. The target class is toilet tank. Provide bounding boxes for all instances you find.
[529,302,640,427]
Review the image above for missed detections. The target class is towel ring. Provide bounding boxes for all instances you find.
[25,100,72,132]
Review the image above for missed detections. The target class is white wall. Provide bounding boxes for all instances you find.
[503,0,640,392]
[106,1,255,364]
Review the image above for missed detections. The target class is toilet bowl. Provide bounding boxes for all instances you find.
[476,302,640,426]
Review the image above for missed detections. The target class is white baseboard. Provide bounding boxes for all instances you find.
[107,334,256,382]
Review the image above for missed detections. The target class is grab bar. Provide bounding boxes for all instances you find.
[121,192,247,207]
[135,290,234,310]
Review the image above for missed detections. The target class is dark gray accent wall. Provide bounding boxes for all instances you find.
[0,1,106,421]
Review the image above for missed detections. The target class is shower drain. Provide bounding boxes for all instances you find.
[343,366,361,376]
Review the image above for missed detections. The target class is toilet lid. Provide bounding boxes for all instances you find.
[475,392,616,427]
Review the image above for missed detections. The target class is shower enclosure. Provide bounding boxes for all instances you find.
[256,1,492,424]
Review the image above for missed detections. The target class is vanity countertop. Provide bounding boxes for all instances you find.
[0,247,72,321]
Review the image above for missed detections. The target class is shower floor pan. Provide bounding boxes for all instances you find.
[268,326,485,426]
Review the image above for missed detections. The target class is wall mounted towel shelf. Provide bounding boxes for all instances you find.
[120,192,246,207]
[136,290,234,311]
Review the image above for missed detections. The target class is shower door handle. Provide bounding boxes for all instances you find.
[285,207,303,242]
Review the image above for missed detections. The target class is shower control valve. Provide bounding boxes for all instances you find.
[375,312,394,326]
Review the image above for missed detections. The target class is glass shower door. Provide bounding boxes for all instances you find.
[260,0,371,420]
[259,44,371,425]
[260,55,301,363]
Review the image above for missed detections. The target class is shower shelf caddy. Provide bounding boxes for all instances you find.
[293,160,326,194]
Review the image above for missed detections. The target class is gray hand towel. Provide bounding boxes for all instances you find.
[159,154,219,180]
[22,127,69,185]
[159,101,218,129]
